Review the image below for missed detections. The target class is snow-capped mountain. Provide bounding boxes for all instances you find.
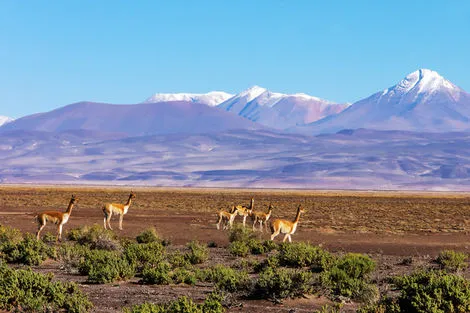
[218,86,349,129]
[0,116,13,126]
[0,101,264,136]
[296,69,470,134]
[144,91,233,106]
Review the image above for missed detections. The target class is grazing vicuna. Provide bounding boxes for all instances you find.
[270,204,305,242]
[103,192,135,230]
[235,198,254,227]
[36,195,78,241]
[250,203,274,232]
[216,206,239,230]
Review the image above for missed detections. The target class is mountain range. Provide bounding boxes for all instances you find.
[2,68,470,190]
[295,69,470,134]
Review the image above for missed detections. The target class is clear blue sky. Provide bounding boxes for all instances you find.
[1,0,469,118]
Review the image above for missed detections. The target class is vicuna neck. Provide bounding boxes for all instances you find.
[66,200,75,215]
[293,208,302,223]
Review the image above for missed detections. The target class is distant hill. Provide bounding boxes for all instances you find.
[0,101,264,136]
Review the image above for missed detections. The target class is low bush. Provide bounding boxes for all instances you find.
[78,249,135,284]
[185,240,208,264]
[320,253,377,301]
[0,225,22,249]
[67,225,121,251]
[171,267,197,285]
[228,240,250,257]
[136,227,161,244]
[2,233,55,265]
[277,242,334,270]
[436,250,468,273]
[393,269,470,313]
[253,266,314,299]
[124,242,166,272]
[168,251,191,269]
[0,262,93,313]
[141,262,172,285]
[123,292,224,313]
[202,264,251,292]
[57,242,90,273]
[228,225,256,243]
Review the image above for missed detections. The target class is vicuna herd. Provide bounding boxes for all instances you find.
[35,193,305,243]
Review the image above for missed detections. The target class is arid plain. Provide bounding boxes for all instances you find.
[1,185,470,312]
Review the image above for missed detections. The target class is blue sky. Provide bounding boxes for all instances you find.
[1,0,469,118]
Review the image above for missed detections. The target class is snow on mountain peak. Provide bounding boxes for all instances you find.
[238,85,268,102]
[385,68,458,96]
[0,115,14,126]
[144,91,233,106]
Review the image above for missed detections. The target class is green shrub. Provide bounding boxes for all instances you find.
[171,268,197,285]
[185,240,208,264]
[228,240,250,257]
[436,250,468,273]
[136,227,161,244]
[254,255,280,273]
[123,293,224,313]
[277,242,334,270]
[203,264,251,292]
[168,251,191,268]
[254,266,314,299]
[141,262,172,285]
[57,242,90,273]
[321,253,377,301]
[313,304,344,313]
[0,262,93,313]
[67,225,121,251]
[2,233,55,265]
[0,225,22,249]
[228,225,255,243]
[78,249,135,284]
[124,242,166,272]
[393,270,470,313]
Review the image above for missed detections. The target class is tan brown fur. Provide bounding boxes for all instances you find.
[235,198,254,227]
[270,204,305,242]
[36,195,77,241]
[250,203,274,232]
[103,192,135,230]
[216,206,239,230]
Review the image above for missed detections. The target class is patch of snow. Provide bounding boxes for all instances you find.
[144,91,233,106]
[0,116,14,126]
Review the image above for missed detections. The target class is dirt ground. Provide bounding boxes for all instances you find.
[1,185,470,312]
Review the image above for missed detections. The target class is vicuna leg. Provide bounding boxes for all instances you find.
[104,211,113,230]
[271,229,280,241]
[57,224,63,242]
[119,214,124,230]
[36,223,45,240]
[216,214,222,230]
[283,234,289,242]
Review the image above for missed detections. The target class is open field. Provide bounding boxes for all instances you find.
[1,185,470,312]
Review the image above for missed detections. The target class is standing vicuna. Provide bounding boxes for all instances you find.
[36,195,78,241]
[103,192,136,230]
[250,203,274,232]
[270,204,305,242]
[216,206,240,230]
[235,198,254,227]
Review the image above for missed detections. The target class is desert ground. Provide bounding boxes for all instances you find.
[1,185,470,312]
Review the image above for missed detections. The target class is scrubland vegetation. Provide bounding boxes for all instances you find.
[1,223,470,313]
